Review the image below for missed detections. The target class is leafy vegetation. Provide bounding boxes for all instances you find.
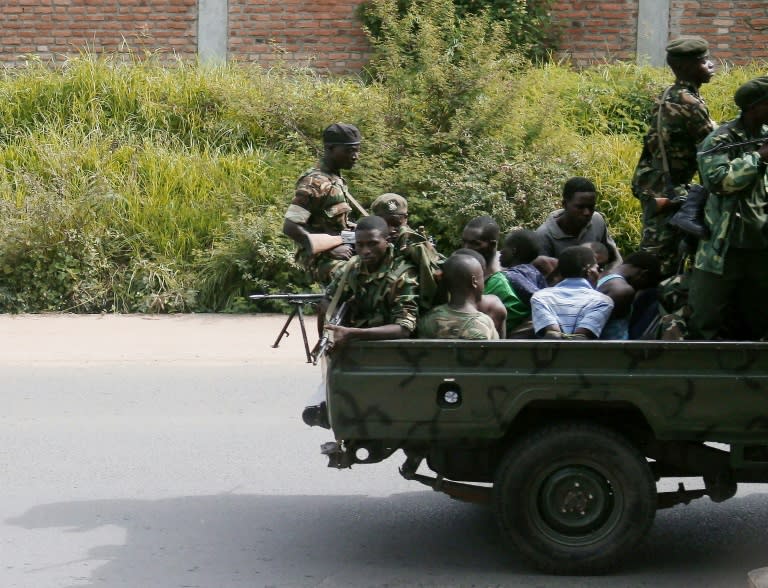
[0,1,765,312]
[358,0,558,61]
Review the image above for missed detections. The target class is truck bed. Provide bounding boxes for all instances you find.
[327,339,768,444]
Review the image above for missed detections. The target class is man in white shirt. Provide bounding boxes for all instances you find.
[531,246,614,339]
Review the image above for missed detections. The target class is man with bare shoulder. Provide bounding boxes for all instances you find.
[596,252,662,340]
[418,253,498,340]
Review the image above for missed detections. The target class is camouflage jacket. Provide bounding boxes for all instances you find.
[326,246,420,333]
[392,226,446,311]
[632,81,715,201]
[417,305,498,340]
[695,118,768,274]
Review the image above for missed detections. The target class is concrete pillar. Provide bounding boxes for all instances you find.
[198,0,228,64]
[636,0,670,66]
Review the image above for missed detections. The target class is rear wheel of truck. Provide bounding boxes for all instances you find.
[493,422,656,574]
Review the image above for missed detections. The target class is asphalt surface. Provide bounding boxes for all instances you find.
[1,313,768,587]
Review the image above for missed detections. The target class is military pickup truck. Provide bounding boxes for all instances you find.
[317,339,768,574]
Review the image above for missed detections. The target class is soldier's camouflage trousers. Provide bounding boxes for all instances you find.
[657,273,691,341]
[294,250,347,288]
[639,199,687,278]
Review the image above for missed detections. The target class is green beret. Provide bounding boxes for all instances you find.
[734,76,768,110]
[666,36,709,58]
[371,193,408,216]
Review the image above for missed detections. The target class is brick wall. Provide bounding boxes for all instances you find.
[550,0,768,66]
[1,1,767,72]
[549,1,638,63]
[229,0,369,71]
[669,0,768,63]
[0,0,197,65]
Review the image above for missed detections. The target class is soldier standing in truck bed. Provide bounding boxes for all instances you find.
[282,123,365,285]
[688,76,768,341]
[631,36,716,278]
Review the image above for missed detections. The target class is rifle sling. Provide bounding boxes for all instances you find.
[657,86,674,194]
[345,192,368,218]
[325,260,354,323]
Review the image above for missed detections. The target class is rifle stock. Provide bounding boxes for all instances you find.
[310,300,349,365]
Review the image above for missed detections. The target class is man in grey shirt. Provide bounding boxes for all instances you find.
[535,176,622,271]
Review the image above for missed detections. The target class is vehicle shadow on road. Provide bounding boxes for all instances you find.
[7,491,768,587]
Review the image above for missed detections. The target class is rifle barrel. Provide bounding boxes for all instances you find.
[249,293,325,302]
[698,138,767,156]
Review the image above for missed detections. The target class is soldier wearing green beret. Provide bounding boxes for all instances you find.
[283,123,363,284]
[371,192,446,312]
[688,76,768,340]
[631,36,716,278]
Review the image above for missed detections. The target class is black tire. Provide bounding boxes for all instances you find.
[493,422,656,575]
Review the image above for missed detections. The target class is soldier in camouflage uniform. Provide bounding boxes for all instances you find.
[371,192,446,312]
[323,215,420,346]
[631,37,716,278]
[302,215,419,428]
[283,123,362,285]
[418,253,498,340]
[688,76,768,341]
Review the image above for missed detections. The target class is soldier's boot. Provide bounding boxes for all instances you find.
[667,185,710,240]
[302,402,330,429]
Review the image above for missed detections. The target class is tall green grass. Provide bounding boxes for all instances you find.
[0,43,765,312]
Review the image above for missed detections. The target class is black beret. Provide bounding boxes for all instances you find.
[734,76,768,110]
[322,123,362,145]
[666,36,709,58]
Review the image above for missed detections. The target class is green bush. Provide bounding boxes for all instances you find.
[358,0,558,61]
[0,26,765,312]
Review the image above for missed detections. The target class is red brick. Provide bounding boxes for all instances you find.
[0,0,766,74]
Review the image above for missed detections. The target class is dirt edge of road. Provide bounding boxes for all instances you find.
[0,313,314,364]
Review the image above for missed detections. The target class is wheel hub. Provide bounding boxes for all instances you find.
[537,465,615,537]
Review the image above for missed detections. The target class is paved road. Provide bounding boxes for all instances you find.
[1,314,767,587]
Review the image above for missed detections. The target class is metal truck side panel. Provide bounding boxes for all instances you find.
[327,340,768,443]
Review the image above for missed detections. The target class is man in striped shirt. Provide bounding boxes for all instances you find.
[531,246,614,340]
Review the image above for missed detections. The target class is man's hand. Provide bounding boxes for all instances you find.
[324,324,354,347]
[654,197,681,214]
[328,244,354,260]
[532,255,558,277]
[757,142,768,164]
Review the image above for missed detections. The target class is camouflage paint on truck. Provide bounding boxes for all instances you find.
[320,339,768,574]
[328,340,768,445]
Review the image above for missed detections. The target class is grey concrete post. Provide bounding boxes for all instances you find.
[198,0,228,63]
[637,0,670,66]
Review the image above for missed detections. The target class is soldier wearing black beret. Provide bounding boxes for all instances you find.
[631,36,716,278]
[283,123,364,284]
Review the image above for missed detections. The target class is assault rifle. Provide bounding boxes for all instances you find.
[698,137,767,156]
[249,292,326,363]
[310,299,349,365]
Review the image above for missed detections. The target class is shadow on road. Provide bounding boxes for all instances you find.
[7,491,768,587]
